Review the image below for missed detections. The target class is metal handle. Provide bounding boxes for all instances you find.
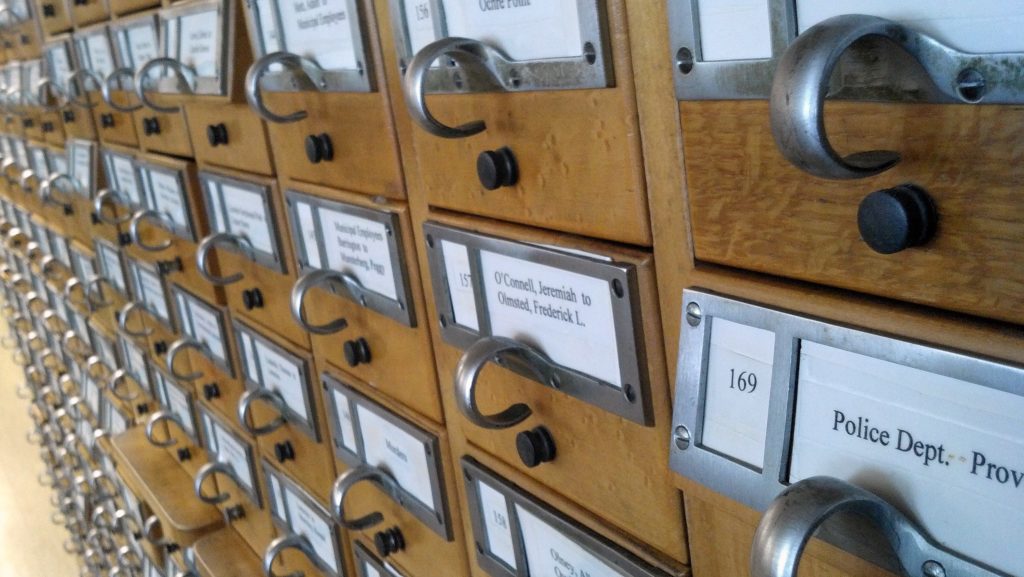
[751,476,1001,577]
[5,227,28,249]
[40,173,79,211]
[196,232,255,285]
[245,51,325,123]
[454,336,558,429]
[290,269,359,335]
[86,355,109,379]
[118,302,153,337]
[144,411,185,447]
[39,255,62,281]
[35,77,67,111]
[94,189,133,225]
[237,388,286,436]
[194,461,241,504]
[330,465,404,530]
[116,545,142,573]
[108,369,141,401]
[67,69,105,109]
[142,515,170,547]
[135,58,196,114]
[403,37,508,138]
[84,276,114,308]
[102,68,143,112]
[166,338,206,381]
[64,278,93,312]
[19,168,37,191]
[114,508,142,537]
[263,533,315,577]
[128,209,172,252]
[90,471,119,503]
[64,330,92,358]
[92,504,115,530]
[41,307,65,331]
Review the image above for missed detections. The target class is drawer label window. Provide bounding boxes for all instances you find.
[477,480,516,570]
[157,371,198,439]
[278,0,357,69]
[516,505,630,577]
[70,142,93,197]
[173,286,233,375]
[175,9,220,78]
[401,0,438,55]
[128,260,171,325]
[119,335,152,394]
[202,173,283,271]
[444,0,583,61]
[140,165,192,240]
[200,407,260,504]
[287,191,414,327]
[96,241,127,295]
[105,153,144,207]
[30,148,50,179]
[263,462,343,576]
[424,222,650,425]
[670,289,1024,577]
[324,375,451,539]
[125,21,159,69]
[235,320,315,436]
[83,32,116,78]
[47,45,74,92]
[13,140,28,169]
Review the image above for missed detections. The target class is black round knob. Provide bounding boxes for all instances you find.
[62,204,74,216]
[304,133,333,164]
[153,341,168,355]
[515,426,556,468]
[274,441,295,463]
[206,123,228,147]
[143,117,161,136]
[476,147,518,190]
[157,257,183,275]
[343,337,371,368]
[99,113,113,128]
[165,543,179,554]
[242,288,264,311]
[177,448,191,462]
[136,402,149,415]
[225,505,245,521]
[42,122,53,133]
[373,527,405,558]
[202,383,220,401]
[90,213,101,225]
[22,118,33,128]
[857,184,937,255]
[42,4,55,17]
[62,110,75,123]
[118,232,132,246]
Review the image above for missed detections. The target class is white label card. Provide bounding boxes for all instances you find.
[189,302,227,365]
[441,240,478,330]
[145,169,189,230]
[213,423,255,494]
[442,0,584,61]
[111,156,143,206]
[480,251,621,387]
[790,341,1024,577]
[516,505,630,577]
[295,202,321,268]
[127,24,159,69]
[477,481,516,570]
[220,184,275,255]
[71,145,92,194]
[278,0,358,69]
[266,471,287,520]
[402,0,438,55]
[137,266,169,322]
[99,246,127,293]
[695,0,772,62]
[84,33,116,78]
[177,10,220,77]
[318,209,398,300]
[330,389,358,454]
[31,148,49,178]
[49,47,73,90]
[285,490,338,571]
[356,405,436,510]
[252,0,282,52]
[701,317,775,469]
[254,338,309,422]
[165,382,195,437]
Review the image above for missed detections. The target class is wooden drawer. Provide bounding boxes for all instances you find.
[418,212,685,562]
[134,101,194,157]
[320,367,470,577]
[69,0,109,27]
[41,110,65,145]
[148,361,209,477]
[192,527,266,577]
[108,0,157,16]
[186,101,274,176]
[283,182,441,422]
[36,0,72,35]
[93,94,140,147]
[197,168,308,349]
[59,106,97,140]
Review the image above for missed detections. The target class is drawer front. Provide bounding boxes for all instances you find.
[93,97,139,148]
[37,0,72,35]
[109,0,157,16]
[150,365,209,478]
[69,0,109,27]
[134,107,194,158]
[321,368,470,577]
[42,112,66,146]
[284,184,441,423]
[59,107,98,140]
[186,102,274,176]
[419,214,684,561]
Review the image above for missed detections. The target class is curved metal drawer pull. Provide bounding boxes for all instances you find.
[143,515,171,547]
[114,508,142,537]
[108,369,141,401]
[454,336,558,429]
[67,69,105,109]
[197,232,255,285]
[135,58,196,114]
[290,269,361,335]
[63,278,94,311]
[19,168,37,192]
[403,37,506,138]
[245,52,325,123]
[237,388,287,436]
[166,338,206,381]
[263,533,316,577]
[40,173,78,211]
[116,545,142,572]
[5,227,28,249]
[84,276,114,308]
[41,307,64,331]
[118,302,153,337]
[145,411,186,447]
[194,461,241,504]
[35,77,67,111]
[39,255,62,281]
[751,476,1002,577]
[94,189,133,225]
[102,68,143,112]
[128,209,173,252]
[770,14,1010,180]
[63,330,92,358]
[330,465,404,530]
[86,355,109,379]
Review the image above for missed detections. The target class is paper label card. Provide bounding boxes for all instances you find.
[476,480,516,570]
[318,209,399,300]
[220,184,275,255]
[189,302,227,365]
[84,33,116,78]
[441,240,478,330]
[295,202,321,268]
[329,388,358,454]
[701,317,775,469]
[127,24,159,68]
[356,405,436,511]
[110,156,143,206]
[402,0,439,55]
[516,505,631,577]
[71,145,92,195]
[177,10,220,77]
[254,339,309,422]
[278,0,358,69]
[165,382,195,438]
[144,169,189,231]
[442,0,584,61]
[286,490,338,571]
[215,424,255,495]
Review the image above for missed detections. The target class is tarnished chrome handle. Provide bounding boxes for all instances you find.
[102,68,143,112]
[19,168,37,192]
[454,336,558,429]
[40,173,79,211]
[142,515,170,547]
[144,411,185,447]
[39,255,63,281]
[330,465,404,530]
[84,276,114,308]
[194,461,240,504]
[5,227,28,249]
[35,77,67,112]
[118,302,153,337]
[108,369,141,401]
[128,209,172,252]
[403,37,505,138]
[237,388,286,436]
[116,545,142,574]
[94,189,132,225]
[751,476,1001,577]
[290,269,359,335]
[114,508,142,538]
[166,338,206,381]
[41,307,65,331]
[67,69,105,109]
[86,355,109,379]
[135,58,195,114]
[64,277,93,311]
[196,232,255,285]
[63,330,92,358]
[263,533,315,577]
[245,51,324,123]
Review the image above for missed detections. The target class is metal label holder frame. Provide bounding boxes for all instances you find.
[109,13,161,84]
[422,221,652,426]
[158,0,229,97]
[42,35,76,95]
[153,365,202,445]
[461,457,668,577]
[126,256,175,331]
[136,160,197,242]
[670,288,1024,574]
[93,237,130,299]
[116,333,155,396]
[353,542,404,577]
[169,283,235,378]
[232,317,319,441]
[66,139,96,199]
[200,171,285,273]
[322,372,452,540]
[198,403,263,507]
[101,149,145,210]
[285,189,416,328]
[72,23,117,84]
